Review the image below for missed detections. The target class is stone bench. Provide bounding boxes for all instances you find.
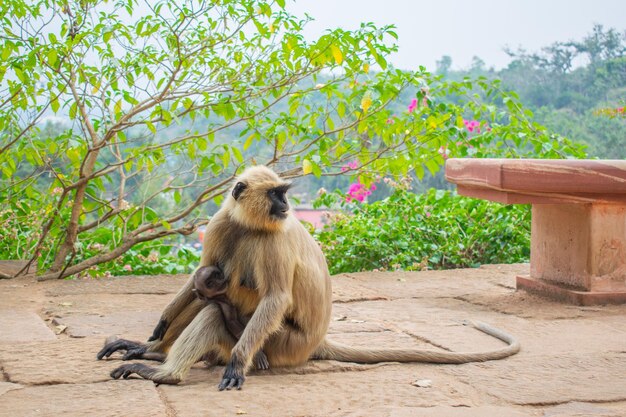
[445,158,626,305]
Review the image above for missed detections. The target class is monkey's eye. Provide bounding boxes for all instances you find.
[232,182,247,200]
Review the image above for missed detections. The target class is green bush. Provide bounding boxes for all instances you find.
[72,243,200,278]
[315,188,530,274]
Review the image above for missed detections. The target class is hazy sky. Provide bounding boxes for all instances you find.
[287,0,626,71]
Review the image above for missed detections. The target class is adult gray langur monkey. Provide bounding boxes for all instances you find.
[97,165,520,390]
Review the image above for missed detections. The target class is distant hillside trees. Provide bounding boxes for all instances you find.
[437,25,626,158]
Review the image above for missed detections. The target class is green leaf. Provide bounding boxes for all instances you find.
[114,100,122,116]
[330,45,343,65]
[232,147,243,163]
[302,159,312,175]
[50,97,59,113]
[222,149,230,168]
[47,49,57,66]
[69,102,78,119]
[1,46,11,60]
[244,133,257,150]
[146,121,156,134]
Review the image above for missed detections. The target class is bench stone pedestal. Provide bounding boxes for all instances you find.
[445,158,626,305]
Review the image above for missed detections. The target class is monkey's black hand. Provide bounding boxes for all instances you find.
[254,351,270,371]
[123,346,148,360]
[110,363,150,380]
[218,357,246,391]
[97,339,145,360]
[111,363,181,385]
[147,318,168,342]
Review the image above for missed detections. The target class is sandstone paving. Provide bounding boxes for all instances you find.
[42,292,172,316]
[0,381,168,417]
[44,274,187,297]
[445,352,626,405]
[450,291,626,320]
[330,274,390,303]
[0,310,56,343]
[1,264,625,416]
[541,402,626,417]
[357,405,537,417]
[158,364,488,417]
[51,311,161,339]
[347,264,528,300]
[0,338,118,384]
[0,381,22,396]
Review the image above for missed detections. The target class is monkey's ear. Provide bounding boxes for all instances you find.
[232,182,247,200]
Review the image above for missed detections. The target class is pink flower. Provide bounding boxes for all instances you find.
[617,107,625,113]
[425,212,431,218]
[341,161,359,172]
[386,117,395,124]
[52,187,63,195]
[438,146,449,159]
[346,182,372,203]
[463,119,481,133]
[370,184,377,191]
[123,264,132,272]
[408,98,418,113]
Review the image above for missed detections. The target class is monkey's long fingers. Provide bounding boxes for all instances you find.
[254,352,270,370]
[97,339,142,360]
[147,319,169,342]
[122,346,148,361]
[217,378,230,391]
[111,364,137,379]
[219,361,246,391]
[110,363,171,383]
[218,377,243,391]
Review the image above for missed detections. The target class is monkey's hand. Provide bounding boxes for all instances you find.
[253,351,270,371]
[110,363,180,385]
[218,356,246,391]
[97,339,146,360]
[147,318,168,342]
[122,346,148,360]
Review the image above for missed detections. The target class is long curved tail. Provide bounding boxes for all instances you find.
[314,321,520,364]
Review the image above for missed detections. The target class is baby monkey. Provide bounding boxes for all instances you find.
[192,266,269,370]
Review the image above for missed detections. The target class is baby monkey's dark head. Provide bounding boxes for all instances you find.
[192,266,228,301]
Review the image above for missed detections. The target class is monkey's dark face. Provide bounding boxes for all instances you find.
[267,184,290,220]
[229,166,294,231]
[231,180,291,221]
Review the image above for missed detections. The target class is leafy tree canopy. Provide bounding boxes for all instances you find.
[0,0,584,279]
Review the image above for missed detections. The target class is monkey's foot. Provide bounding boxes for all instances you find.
[254,351,270,370]
[218,357,245,391]
[110,363,180,385]
[97,338,146,360]
[147,318,169,342]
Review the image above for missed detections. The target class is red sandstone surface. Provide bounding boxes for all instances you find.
[1,264,625,417]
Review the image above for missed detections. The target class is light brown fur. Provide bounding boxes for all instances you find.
[101,165,519,388]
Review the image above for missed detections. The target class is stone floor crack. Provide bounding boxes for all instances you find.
[1,366,13,383]
[157,385,179,417]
